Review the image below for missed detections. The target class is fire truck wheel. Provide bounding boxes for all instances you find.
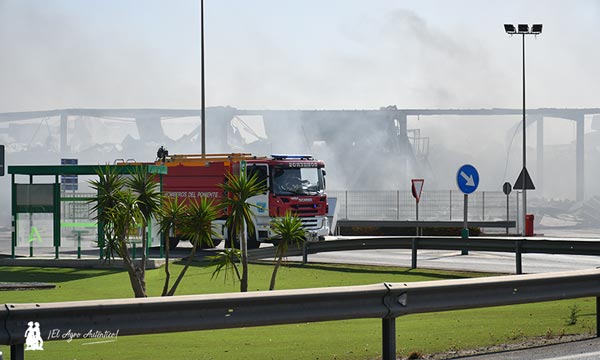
[225,233,261,249]
[224,237,237,248]
[247,233,260,249]
[168,237,180,250]
[199,238,222,249]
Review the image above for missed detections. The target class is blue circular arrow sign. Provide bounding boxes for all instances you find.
[456,164,479,194]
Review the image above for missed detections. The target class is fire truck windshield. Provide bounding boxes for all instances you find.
[272,166,324,196]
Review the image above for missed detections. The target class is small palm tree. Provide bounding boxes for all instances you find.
[89,165,126,260]
[208,247,242,284]
[220,170,267,292]
[105,190,147,297]
[125,167,161,292]
[157,196,187,296]
[269,211,305,290]
[89,166,147,297]
[165,197,219,296]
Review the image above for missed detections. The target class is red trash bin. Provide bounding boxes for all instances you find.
[525,214,534,236]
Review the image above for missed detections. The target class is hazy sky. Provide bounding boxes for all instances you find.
[1,0,599,112]
[2,0,600,197]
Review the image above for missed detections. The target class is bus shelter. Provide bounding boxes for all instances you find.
[8,164,166,259]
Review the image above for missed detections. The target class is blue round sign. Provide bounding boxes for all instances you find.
[456,164,479,194]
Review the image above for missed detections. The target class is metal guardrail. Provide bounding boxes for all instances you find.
[299,236,600,274]
[2,269,600,360]
[248,235,600,275]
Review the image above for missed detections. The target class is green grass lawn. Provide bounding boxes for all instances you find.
[0,262,595,359]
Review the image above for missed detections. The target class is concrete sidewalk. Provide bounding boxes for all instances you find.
[0,256,166,269]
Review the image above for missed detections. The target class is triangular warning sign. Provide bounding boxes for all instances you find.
[514,168,535,190]
[411,179,425,203]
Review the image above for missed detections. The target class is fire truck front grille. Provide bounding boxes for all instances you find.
[291,204,319,216]
[300,217,320,229]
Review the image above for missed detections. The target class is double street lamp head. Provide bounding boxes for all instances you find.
[504,23,542,35]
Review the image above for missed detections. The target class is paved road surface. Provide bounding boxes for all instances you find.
[455,338,600,359]
[292,228,600,274]
[3,229,600,274]
[294,248,600,274]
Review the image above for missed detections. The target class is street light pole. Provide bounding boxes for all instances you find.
[521,31,527,236]
[504,23,542,236]
[201,0,206,158]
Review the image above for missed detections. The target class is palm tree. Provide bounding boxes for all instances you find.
[91,165,219,297]
[157,196,187,296]
[207,247,242,284]
[165,197,219,296]
[89,165,126,260]
[269,211,306,290]
[105,190,147,297]
[220,170,267,292]
[89,166,147,297]
[125,167,161,293]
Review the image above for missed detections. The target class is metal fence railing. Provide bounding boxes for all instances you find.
[328,190,519,228]
[9,189,521,258]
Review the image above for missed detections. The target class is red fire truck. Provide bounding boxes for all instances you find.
[155,149,329,249]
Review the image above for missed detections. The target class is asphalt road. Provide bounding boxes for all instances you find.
[300,249,600,274]
[3,229,600,274]
[290,227,600,274]
[454,338,600,360]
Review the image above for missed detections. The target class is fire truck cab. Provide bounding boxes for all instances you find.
[246,154,329,246]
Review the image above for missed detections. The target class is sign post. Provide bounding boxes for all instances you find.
[0,144,4,176]
[456,164,480,255]
[411,179,424,236]
[410,179,424,270]
[514,167,535,236]
[503,182,512,235]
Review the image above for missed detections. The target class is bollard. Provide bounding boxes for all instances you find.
[77,234,82,259]
[302,242,308,264]
[461,228,469,255]
[515,240,523,274]
[411,238,418,269]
